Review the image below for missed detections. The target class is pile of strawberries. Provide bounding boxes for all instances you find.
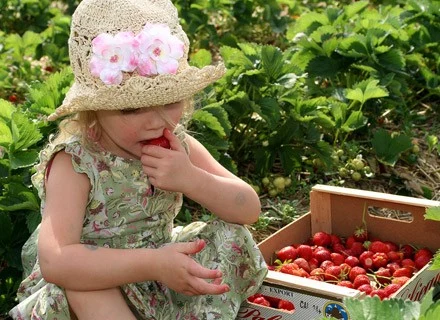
[266,227,434,300]
[247,293,295,312]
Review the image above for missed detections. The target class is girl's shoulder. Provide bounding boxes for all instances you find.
[31,138,101,198]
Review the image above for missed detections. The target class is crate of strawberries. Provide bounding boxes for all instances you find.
[238,185,440,320]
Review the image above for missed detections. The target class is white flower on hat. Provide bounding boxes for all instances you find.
[135,24,184,76]
[90,31,138,85]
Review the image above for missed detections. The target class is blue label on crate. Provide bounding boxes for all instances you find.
[323,302,349,320]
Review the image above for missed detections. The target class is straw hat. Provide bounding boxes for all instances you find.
[47,0,225,121]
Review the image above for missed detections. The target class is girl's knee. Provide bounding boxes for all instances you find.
[65,287,135,320]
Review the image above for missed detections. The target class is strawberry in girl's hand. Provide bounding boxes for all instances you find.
[144,136,170,149]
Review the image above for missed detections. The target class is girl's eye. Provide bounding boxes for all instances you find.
[121,108,141,115]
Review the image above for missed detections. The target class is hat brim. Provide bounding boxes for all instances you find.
[47,63,225,121]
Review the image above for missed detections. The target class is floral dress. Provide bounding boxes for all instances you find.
[9,128,267,319]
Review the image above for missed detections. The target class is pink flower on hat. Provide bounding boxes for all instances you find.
[136,24,184,76]
[90,32,138,85]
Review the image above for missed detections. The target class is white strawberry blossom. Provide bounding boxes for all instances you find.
[90,24,184,85]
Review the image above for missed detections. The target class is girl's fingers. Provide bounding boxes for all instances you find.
[163,128,185,152]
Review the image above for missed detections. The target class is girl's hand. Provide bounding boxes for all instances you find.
[141,128,196,193]
[156,240,230,296]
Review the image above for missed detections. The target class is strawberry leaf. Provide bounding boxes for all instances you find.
[343,295,420,320]
[424,207,440,222]
[372,129,412,166]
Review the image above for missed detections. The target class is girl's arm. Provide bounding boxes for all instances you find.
[141,129,261,225]
[184,134,261,224]
[38,151,228,293]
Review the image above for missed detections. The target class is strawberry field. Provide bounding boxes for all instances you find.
[1,0,440,318]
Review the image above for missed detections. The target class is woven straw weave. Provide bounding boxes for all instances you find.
[48,0,225,121]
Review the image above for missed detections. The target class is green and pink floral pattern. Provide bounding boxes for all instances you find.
[10,127,267,319]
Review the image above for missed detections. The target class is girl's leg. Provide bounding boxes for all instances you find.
[66,287,137,320]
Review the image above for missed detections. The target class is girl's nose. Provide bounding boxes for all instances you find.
[142,108,166,130]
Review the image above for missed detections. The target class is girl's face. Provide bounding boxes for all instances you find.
[95,101,185,159]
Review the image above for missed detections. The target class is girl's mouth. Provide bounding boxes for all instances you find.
[141,136,170,149]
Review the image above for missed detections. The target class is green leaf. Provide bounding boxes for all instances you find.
[10,112,43,152]
[0,99,15,120]
[0,121,12,148]
[306,55,341,77]
[372,129,412,166]
[345,79,389,105]
[220,46,253,69]
[279,146,302,174]
[343,295,420,320]
[341,110,368,132]
[9,150,39,170]
[343,0,369,19]
[0,212,13,244]
[261,45,284,80]
[190,49,212,68]
[257,97,281,129]
[192,109,226,137]
[426,135,438,153]
[425,207,440,222]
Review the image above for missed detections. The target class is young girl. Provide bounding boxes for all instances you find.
[9,0,267,319]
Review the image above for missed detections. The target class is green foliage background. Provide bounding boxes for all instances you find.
[0,0,439,317]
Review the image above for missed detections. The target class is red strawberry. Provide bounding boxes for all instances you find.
[383,283,402,297]
[339,263,352,278]
[374,267,391,285]
[393,267,412,278]
[264,295,281,308]
[276,245,298,262]
[313,248,331,264]
[331,252,345,266]
[332,243,346,255]
[145,136,170,149]
[357,284,373,294]
[392,276,410,286]
[372,252,389,269]
[345,256,360,267]
[386,262,401,275]
[253,296,270,307]
[345,235,356,249]
[414,254,431,270]
[8,94,18,103]
[338,280,354,289]
[353,226,368,242]
[349,242,365,257]
[369,241,390,254]
[293,258,310,273]
[401,258,416,271]
[414,248,433,260]
[310,268,325,281]
[247,293,263,302]
[400,244,415,259]
[297,245,313,260]
[320,260,335,271]
[359,251,374,270]
[384,241,398,252]
[278,299,295,311]
[353,274,370,289]
[349,266,367,282]
[279,262,299,275]
[387,251,403,262]
[308,257,319,270]
[370,289,387,300]
[312,232,332,247]
[330,234,342,245]
[324,266,343,282]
